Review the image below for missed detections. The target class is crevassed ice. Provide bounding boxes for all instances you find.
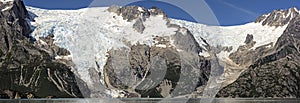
[28,6,177,97]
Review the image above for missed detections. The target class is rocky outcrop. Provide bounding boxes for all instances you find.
[217,15,300,98]
[228,34,273,66]
[104,43,210,98]
[108,6,168,34]
[132,18,145,33]
[244,34,253,44]
[34,34,71,62]
[171,27,202,53]
[0,0,82,98]
[256,7,299,27]
[108,6,150,22]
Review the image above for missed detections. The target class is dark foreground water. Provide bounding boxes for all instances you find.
[0,98,299,103]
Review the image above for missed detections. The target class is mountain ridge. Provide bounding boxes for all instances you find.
[0,0,83,98]
[255,7,299,27]
[217,14,300,97]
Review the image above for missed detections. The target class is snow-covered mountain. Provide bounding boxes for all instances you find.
[26,5,298,98]
[28,6,208,98]
[1,0,300,99]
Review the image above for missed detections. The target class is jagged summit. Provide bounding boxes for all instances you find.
[255,7,299,27]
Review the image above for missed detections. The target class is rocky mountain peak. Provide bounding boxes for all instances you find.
[108,5,169,34]
[108,5,167,22]
[108,5,172,34]
[255,7,299,27]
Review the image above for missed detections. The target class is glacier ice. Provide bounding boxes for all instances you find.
[27,6,288,97]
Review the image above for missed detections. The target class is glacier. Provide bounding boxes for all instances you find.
[27,6,288,97]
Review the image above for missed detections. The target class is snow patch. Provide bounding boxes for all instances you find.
[137,7,144,12]
[178,27,188,35]
[55,55,72,60]
[265,44,273,48]
[155,44,167,48]
[199,51,210,58]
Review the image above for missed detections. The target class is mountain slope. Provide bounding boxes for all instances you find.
[217,15,300,98]
[256,7,299,27]
[28,6,213,98]
[170,11,289,91]
[0,0,82,98]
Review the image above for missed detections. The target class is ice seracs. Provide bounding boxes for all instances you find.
[28,6,178,97]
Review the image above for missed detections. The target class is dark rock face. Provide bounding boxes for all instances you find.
[108,6,149,22]
[104,43,210,98]
[0,0,82,98]
[0,0,32,37]
[132,18,145,33]
[244,34,253,44]
[217,15,300,98]
[171,27,202,54]
[255,7,299,27]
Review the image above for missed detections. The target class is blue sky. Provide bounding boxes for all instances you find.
[24,0,300,26]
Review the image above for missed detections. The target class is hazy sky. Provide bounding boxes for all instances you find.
[24,0,300,26]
